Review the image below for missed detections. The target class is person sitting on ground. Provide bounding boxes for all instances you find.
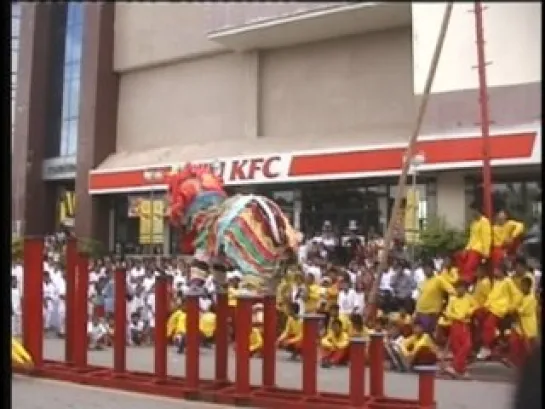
[442,280,476,379]
[391,321,439,372]
[166,301,187,354]
[199,304,216,349]
[327,303,352,335]
[277,302,303,360]
[128,311,145,346]
[249,310,264,358]
[320,318,350,368]
[87,315,109,350]
[349,313,369,339]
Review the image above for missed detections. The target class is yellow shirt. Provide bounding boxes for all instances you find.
[304,284,321,313]
[439,267,459,285]
[466,216,492,257]
[400,333,437,357]
[493,220,525,246]
[484,278,522,318]
[327,314,352,334]
[227,286,239,307]
[249,327,264,352]
[325,285,339,311]
[514,294,538,338]
[472,277,492,308]
[321,331,350,350]
[276,279,292,313]
[415,276,455,314]
[278,316,303,342]
[166,310,186,337]
[199,311,216,339]
[444,294,477,324]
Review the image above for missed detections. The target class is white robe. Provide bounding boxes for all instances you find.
[12,287,22,336]
[43,282,57,330]
[338,289,357,316]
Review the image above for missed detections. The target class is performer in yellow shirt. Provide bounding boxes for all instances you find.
[438,255,460,285]
[508,277,538,368]
[414,259,455,335]
[477,264,522,360]
[249,316,264,357]
[327,304,352,334]
[511,257,536,293]
[394,321,439,371]
[277,302,303,359]
[303,273,322,314]
[490,210,525,267]
[443,281,477,378]
[320,319,350,368]
[458,202,492,284]
[199,306,217,348]
[166,303,187,354]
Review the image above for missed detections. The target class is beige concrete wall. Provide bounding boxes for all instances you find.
[436,171,467,228]
[259,28,415,146]
[116,52,259,152]
[114,3,226,72]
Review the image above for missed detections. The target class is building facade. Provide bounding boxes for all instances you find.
[12,3,541,254]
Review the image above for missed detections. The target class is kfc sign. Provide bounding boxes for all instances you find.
[197,155,285,185]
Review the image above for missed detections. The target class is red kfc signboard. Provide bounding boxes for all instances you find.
[196,155,284,184]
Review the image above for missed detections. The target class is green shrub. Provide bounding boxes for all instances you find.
[414,217,468,259]
[77,237,105,259]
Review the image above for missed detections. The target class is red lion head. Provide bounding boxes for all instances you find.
[166,163,226,227]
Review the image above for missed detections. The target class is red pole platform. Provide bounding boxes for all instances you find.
[369,332,385,397]
[65,237,77,363]
[185,290,201,394]
[235,293,257,397]
[215,289,229,385]
[302,314,322,396]
[473,1,494,220]
[262,293,277,389]
[416,366,437,409]
[114,267,127,375]
[23,237,44,368]
[154,273,168,383]
[349,338,367,406]
[74,254,89,368]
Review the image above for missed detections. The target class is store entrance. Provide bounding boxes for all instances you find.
[300,185,384,238]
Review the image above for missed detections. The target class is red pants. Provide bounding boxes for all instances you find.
[457,250,484,284]
[490,246,506,268]
[449,321,472,374]
[481,311,500,348]
[412,347,437,365]
[508,333,533,368]
[321,347,349,365]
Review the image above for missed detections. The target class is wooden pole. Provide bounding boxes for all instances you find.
[367,3,454,314]
[473,1,493,219]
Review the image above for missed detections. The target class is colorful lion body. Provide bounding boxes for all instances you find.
[167,163,300,280]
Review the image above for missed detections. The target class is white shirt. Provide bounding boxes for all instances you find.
[142,276,156,293]
[130,266,146,280]
[353,290,365,314]
[12,265,23,291]
[411,267,427,299]
[12,287,22,314]
[379,269,395,292]
[43,282,57,305]
[338,288,357,316]
[303,264,321,283]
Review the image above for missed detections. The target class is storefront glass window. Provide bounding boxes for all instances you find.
[465,178,542,224]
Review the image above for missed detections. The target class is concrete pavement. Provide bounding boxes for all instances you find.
[32,339,517,409]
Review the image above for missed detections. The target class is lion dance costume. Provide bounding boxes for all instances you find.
[12,337,33,368]
[167,163,300,283]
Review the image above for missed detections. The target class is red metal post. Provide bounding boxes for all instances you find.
[185,290,201,392]
[23,237,44,368]
[113,267,127,375]
[235,294,255,396]
[416,366,437,408]
[154,274,168,382]
[349,338,367,406]
[262,293,277,388]
[369,333,385,397]
[214,289,229,384]
[74,254,89,368]
[474,1,493,219]
[302,314,322,396]
[65,237,77,363]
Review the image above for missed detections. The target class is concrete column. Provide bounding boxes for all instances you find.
[436,171,467,228]
[241,50,260,139]
[75,3,118,243]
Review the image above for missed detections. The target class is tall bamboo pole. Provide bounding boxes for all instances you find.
[367,3,454,313]
[473,2,493,219]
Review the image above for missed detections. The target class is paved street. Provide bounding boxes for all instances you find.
[16,339,516,409]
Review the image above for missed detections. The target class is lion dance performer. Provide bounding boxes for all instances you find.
[12,337,33,368]
[166,163,300,287]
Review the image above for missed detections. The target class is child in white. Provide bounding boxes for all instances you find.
[43,272,57,331]
[11,276,22,336]
[337,280,357,317]
[87,316,108,350]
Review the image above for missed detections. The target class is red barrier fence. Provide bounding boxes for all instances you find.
[15,236,437,409]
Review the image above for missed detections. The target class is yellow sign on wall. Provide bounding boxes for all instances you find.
[138,199,164,244]
[404,189,420,243]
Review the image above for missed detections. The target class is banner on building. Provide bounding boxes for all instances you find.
[404,189,420,244]
[59,191,76,227]
[128,195,167,218]
[137,198,164,244]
